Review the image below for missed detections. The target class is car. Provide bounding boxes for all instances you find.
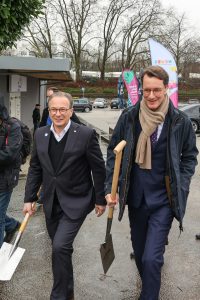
[180,103,200,133]
[110,98,127,109]
[188,99,200,104]
[93,98,108,108]
[110,98,120,109]
[73,98,92,112]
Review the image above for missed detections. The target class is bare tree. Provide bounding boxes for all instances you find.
[97,0,133,80]
[157,11,200,75]
[120,0,162,70]
[22,2,59,58]
[55,0,98,81]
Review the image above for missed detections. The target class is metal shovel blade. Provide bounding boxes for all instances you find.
[100,233,115,274]
[0,242,25,281]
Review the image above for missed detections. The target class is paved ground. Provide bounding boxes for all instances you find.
[0,107,200,300]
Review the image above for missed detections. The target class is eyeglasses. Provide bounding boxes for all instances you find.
[49,107,71,114]
[142,88,164,97]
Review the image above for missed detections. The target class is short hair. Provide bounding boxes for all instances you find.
[141,66,169,86]
[48,92,73,108]
[47,86,59,93]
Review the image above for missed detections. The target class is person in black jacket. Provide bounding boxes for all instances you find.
[105,66,198,300]
[40,87,81,127]
[32,103,40,135]
[23,92,106,300]
[0,95,23,247]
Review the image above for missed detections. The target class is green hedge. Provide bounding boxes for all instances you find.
[62,87,200,100]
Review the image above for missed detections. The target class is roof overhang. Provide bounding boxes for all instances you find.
[0,56,72,81]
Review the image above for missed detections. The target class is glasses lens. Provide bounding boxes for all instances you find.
[49,108,69,114]
[50,108,57,114]
[59,108,68,114]
[143,88,163,96]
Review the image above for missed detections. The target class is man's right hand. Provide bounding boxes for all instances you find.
[23,202,36,216]
[105,193,119,207]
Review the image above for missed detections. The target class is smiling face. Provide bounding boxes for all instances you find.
[142,74,168,111]
[48,96,73,133]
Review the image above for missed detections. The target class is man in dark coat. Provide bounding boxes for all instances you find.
[0,94,22,247]
[105,66,198,300]
[23,92,106,300]
[32,103,40,135]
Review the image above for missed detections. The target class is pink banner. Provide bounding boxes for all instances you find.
[122,69,139,106]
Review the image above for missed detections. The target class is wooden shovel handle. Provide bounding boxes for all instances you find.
[109,140,126,219]
[111,140,126,200]
[19,202,36,233]
[19,186,42,233]
[113,140,127,155]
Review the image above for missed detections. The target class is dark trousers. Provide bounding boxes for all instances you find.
[45,200,86,300]
[128,203,173,300]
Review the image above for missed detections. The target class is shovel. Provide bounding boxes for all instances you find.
[100,140,126,274]
[0,202,36,281]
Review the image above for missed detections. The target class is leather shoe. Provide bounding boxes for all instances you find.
[195,234,200,240]
[4,221,21,243]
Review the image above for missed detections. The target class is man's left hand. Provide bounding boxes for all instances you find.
[95,205,106,217]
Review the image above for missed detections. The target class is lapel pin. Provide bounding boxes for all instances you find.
[74,130,77,132]
[45,133,48,136]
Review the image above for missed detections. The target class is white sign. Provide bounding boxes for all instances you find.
[9,75,27,92]
[10,92,21,119]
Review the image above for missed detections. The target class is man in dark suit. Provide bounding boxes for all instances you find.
[105,66,198,299]
[23,92,106,300]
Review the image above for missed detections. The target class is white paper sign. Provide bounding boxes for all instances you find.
[10,75,27,92]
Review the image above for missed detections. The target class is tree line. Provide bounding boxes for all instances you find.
[1,0,200,82]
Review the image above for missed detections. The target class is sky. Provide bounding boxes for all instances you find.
[161,0,200,31]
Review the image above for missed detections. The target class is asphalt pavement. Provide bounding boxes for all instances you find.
[0,107,200,300]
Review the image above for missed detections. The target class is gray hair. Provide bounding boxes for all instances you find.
[48,92,73,108]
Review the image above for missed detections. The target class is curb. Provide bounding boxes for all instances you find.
[79,117,111,144]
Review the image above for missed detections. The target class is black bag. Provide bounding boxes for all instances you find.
[6,118,32,164]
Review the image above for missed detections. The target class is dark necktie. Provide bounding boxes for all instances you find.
[150,127,158,145]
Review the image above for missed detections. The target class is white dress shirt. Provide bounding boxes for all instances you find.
[50,120,71,142]
[157,122,164,140]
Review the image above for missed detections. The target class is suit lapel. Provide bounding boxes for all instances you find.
[42,126,54,174]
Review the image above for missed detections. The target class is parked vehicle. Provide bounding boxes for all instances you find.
[93,98,108,108]
[110,98,120,109]
[188,99,199,104]
[180,103,200,133]
[110,98,127,109]
[73,98,92,112]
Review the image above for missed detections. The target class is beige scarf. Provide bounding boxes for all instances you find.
[135,95,169,169]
